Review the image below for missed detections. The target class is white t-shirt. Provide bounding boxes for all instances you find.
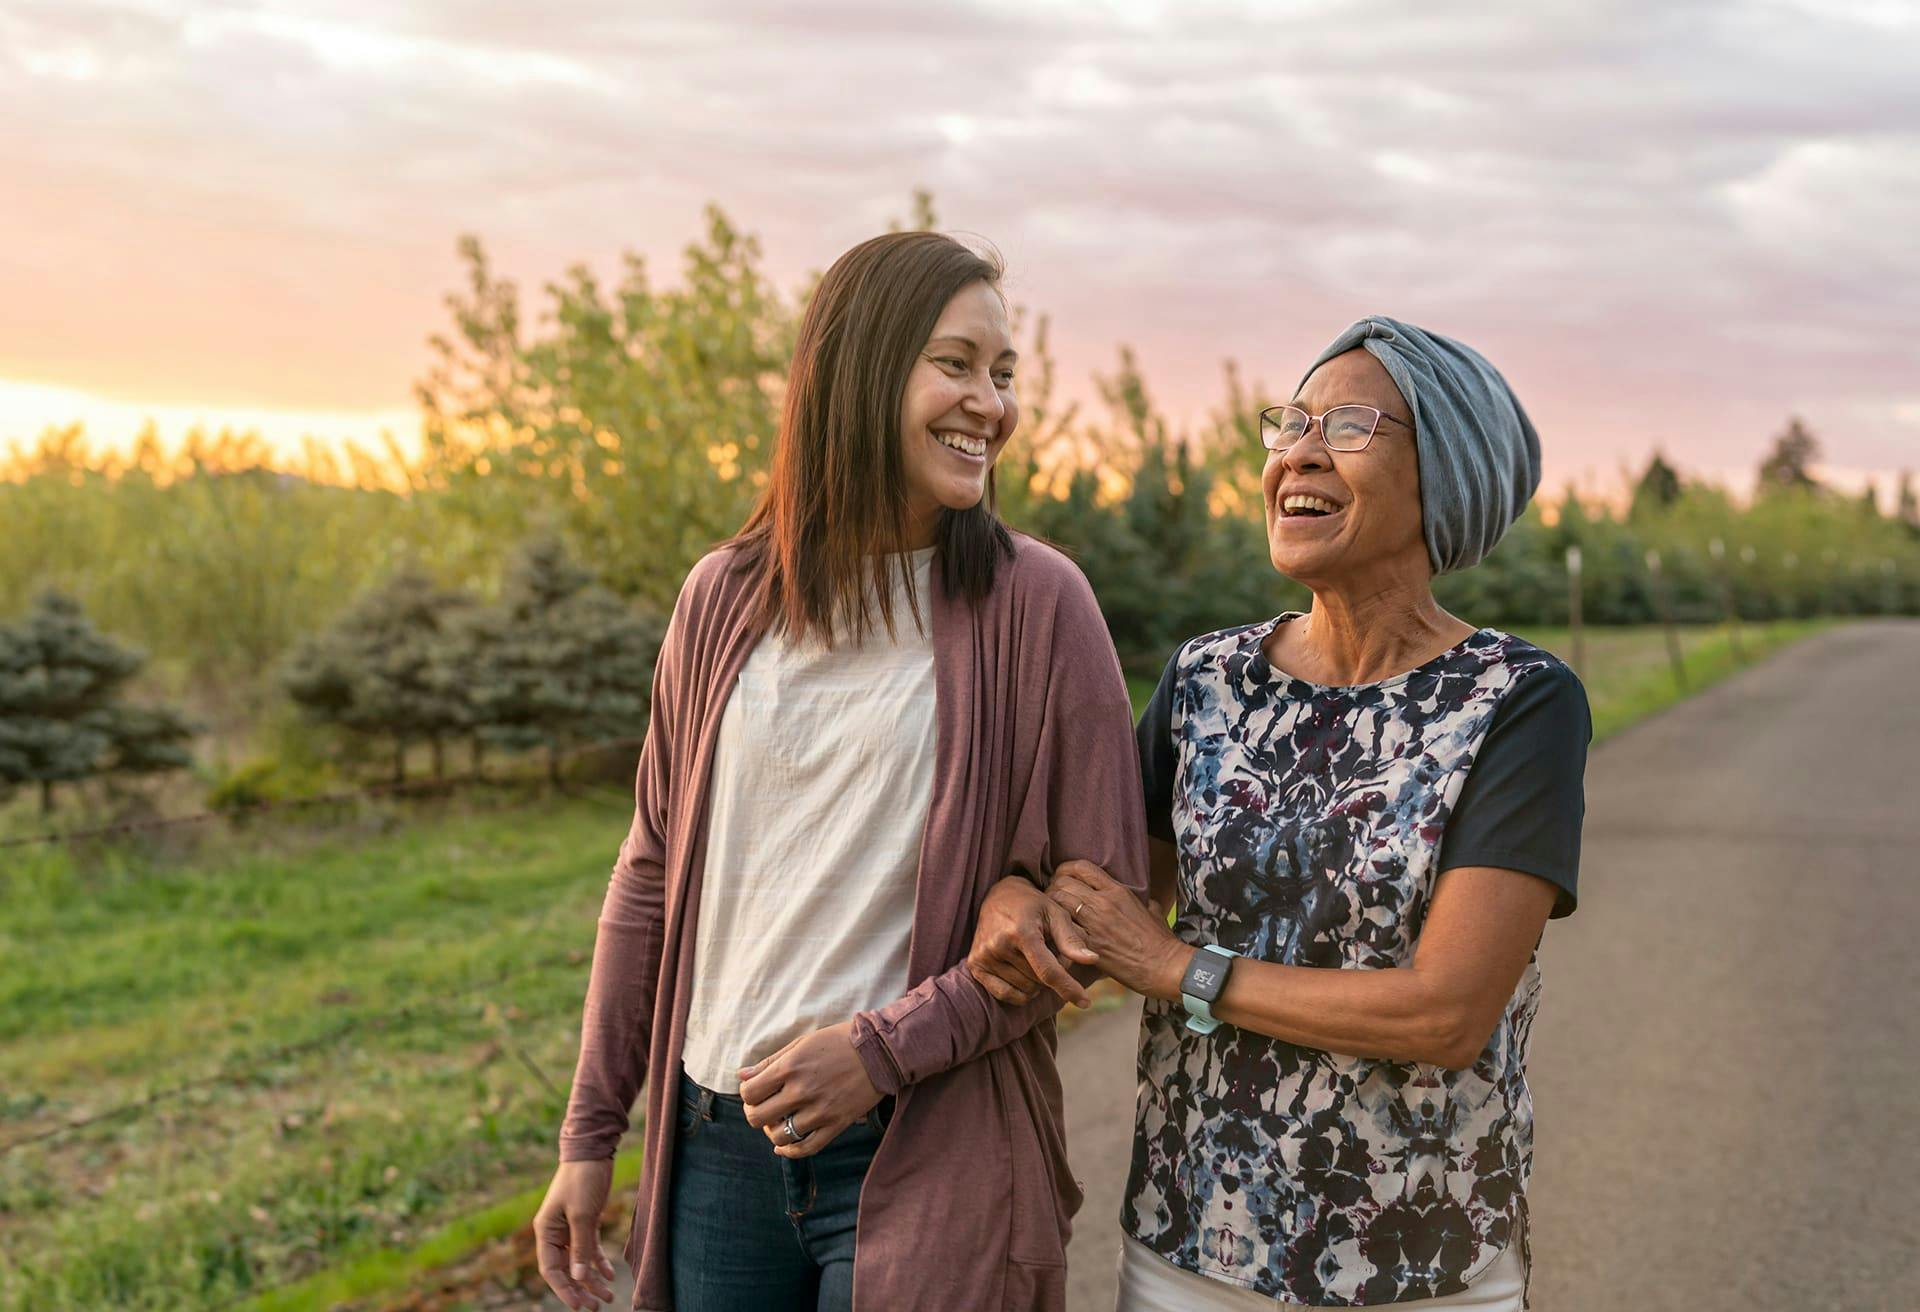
[679,548,937,1092]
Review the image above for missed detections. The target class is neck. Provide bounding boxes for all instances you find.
[901,501,941,552]
[1289,565,1470,685]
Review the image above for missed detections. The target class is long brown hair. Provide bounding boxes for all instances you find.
[729,231,1016,646]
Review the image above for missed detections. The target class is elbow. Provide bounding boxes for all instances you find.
[1414,1004,1495,1072]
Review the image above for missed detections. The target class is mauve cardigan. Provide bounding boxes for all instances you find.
[558,532,1149,1311]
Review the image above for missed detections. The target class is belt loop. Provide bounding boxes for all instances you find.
[697,1086,714,1121]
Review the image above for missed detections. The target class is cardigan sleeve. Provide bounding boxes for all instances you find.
[848,559,1150,1094]
[556,565,694,1161]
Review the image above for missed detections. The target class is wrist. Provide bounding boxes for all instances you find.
[1152,939,1193,1003]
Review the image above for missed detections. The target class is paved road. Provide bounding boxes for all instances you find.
[1058,621,1920,1311]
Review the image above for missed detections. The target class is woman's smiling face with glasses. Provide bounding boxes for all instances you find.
[1260,349,1426,588]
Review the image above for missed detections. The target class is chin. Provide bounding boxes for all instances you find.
[936,479,990,512]
[1267,543,1334,584]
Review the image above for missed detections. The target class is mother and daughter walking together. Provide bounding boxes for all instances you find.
[533,229,1589,1312]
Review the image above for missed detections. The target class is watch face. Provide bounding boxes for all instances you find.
[1182,951,1229,1004]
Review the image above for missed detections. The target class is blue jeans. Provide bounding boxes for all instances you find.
[668,1071,894,1312]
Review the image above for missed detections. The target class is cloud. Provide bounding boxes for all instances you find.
[2,0,1916,487]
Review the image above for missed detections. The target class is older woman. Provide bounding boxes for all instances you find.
[969,317,1588,1309]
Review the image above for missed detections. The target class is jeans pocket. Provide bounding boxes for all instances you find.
[676,1093,706,1138]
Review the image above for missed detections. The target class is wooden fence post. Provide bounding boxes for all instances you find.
[1565,544,1585,678]
[1646,549,1687,692]
[1710,537,1744,661]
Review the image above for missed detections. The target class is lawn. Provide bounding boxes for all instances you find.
[1,619,1823,1310]
[0,791,638,1311]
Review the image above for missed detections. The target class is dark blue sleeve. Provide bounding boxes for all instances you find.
[1134,648,1183,846]
[1437,661,1590,918]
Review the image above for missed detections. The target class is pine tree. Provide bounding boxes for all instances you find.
[0,591,195,813]
[1757,417,1823,494]
[1897,471,1919,534]
[283,571,474,783]
[464,536,665,783]
[1631,451,1684,515]
[1858,479,1881,518]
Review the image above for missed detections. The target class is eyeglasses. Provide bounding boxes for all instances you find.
[1258,404,1409,454]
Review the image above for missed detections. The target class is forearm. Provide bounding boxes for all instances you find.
[557,855,667,1160]
[850,958,1082,1094]
[1161,957,1487,1071]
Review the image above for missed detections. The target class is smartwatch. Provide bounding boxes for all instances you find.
[1179,944,1239,1034]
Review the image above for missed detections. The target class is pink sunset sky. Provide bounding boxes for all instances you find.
[3,0,1916,502]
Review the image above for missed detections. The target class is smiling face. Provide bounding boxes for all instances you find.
[1263,348,1426,588]
[897,280,1019,548]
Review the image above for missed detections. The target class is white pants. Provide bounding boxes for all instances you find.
[1117,1235,1526,1311]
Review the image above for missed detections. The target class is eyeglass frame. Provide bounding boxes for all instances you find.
[1258,403,1412,454]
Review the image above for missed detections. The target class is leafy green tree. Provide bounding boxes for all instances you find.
[1897,471,1919,534]
[462,536,665,783]
[283,571,474,783]
[416,210,797,614]
[0,591,195,813]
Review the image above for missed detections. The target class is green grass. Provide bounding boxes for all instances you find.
[0,791,635,1312]
[240,1151,644,1312]
[0,620,1829,1311]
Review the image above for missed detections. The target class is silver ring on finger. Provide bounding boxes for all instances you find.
[784,1113,811,1144]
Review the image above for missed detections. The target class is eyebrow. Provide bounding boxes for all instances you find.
[928,335,1019,362]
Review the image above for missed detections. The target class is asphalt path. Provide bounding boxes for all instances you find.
[1059,620,1920,1311]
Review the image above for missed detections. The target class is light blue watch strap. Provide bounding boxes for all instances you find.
[1181,944,1239,1034]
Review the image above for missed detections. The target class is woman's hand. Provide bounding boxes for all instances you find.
[738,1021,882,1159]
[967,874,1100,1006]
[533,1158,618,1310]
[1046,859,1190,1002]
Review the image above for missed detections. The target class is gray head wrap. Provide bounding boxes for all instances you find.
[1299,316,1540,576]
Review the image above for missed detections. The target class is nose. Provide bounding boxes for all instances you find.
[1281,421,1334,475]
[958,370,1005,425]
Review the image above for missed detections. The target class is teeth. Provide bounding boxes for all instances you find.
[1282,494,1340,515]
[933,430,988,458]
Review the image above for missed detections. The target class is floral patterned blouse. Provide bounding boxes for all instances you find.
[1124,615,1588,1306]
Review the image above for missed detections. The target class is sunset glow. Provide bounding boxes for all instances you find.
[5,0,1916,501]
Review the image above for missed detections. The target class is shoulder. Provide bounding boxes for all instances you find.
[673,544,754,616]
[1174,618,1272,674]
[1476,631,1591,733]
[997,532,1109,634]
[1001,531,1094,602]
[1481,631,1584,697]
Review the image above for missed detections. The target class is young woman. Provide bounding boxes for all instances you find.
[533,231,1148,1312]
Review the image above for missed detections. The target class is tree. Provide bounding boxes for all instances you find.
[1897,471,1919,534]
[1631,450,1684,515]
[1857,478,1881,518]
[463,536,665,783]
[283,571,474,783]
[0,591,195,813]
[1756,417,1823,494]
[415,210,797,614]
